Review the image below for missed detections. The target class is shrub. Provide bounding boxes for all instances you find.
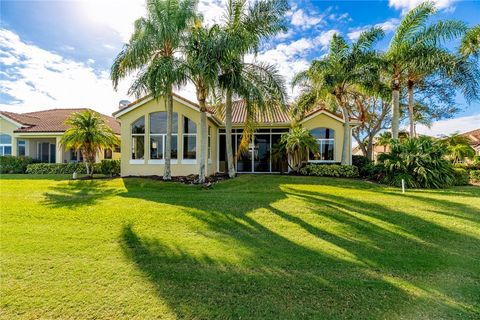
[352,155,372,177]
[0,156,36,174]
[377,137,455,189]
[99,160,120,176]
[26,163,100,175]
[299,164,358,178]
[453,168,469,186]
[470,170,480,183]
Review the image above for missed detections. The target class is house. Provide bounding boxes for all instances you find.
[352,142,390,162]
[462,128,480,156]
[0,109,120,163]
[113,93,358,177]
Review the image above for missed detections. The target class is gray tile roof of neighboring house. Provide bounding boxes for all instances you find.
[0,109,121,135]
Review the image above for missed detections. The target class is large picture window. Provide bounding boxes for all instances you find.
[149,112,178,160]
[183,116,196,160]
[309,127,335,161]
[0,134,12,156]
[131,117,145,159]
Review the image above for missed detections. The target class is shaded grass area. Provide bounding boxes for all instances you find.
[1,174,479,319]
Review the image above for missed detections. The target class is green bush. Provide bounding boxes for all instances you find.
[352,155,372,177]
[453,168,470,186]
[99,160,120,176]
[377,137,455,189]
[299,164,359,178]
[470,170,480,183]
[26,163,100,175]
[0,156,36,174]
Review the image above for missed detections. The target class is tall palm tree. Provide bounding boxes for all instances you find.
[186,22,223,183]
[218,0,288,178]
[376,131,392,153]
[292,28,384,165]
[111,0,196,180]
[385,1,466,139]
[460,25,480,57]
[61,110,120,177]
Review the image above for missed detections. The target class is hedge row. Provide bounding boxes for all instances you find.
[299,164,359,178]
[0,156,37,174]
[26,163,99,174]
[471,170,480,183]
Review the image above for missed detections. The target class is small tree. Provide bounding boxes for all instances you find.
[278,126,318,172]
[442,133,476,163]
[60,110,120,177]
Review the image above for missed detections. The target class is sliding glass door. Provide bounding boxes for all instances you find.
[38,142,56,163]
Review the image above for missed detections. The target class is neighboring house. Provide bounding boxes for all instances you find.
[113,93,358,177]
[352,142,390,162]
[462,128,480,156]
[0,109,121,163]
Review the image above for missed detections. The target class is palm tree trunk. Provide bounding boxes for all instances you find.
[164,85,173,180]
[340,105,350,165]
[407,81,415,138]
[199,107,207,183]
[225,90,235,178]
[391,80,400,140]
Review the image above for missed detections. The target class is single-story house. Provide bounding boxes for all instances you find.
[462,128,480,156]
[113,93,358,177]
[0,108,121,163]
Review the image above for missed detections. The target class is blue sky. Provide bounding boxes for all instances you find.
[1,0,479,135]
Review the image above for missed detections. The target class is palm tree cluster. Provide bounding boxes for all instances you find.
[293,1,479,161]
[111,0,288,182]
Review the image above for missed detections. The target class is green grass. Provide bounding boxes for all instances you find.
[1,174,479,319]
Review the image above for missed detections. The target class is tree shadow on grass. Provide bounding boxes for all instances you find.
[118,176,480,319]
[42,180,120,208]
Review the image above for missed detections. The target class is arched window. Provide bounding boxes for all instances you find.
[149,112,178,160]
[0,134,12,156]
[310,128,335,161]
[131,117,145,159]
[183,116,197,160]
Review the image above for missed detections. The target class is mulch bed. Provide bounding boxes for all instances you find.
[130,173,230,186]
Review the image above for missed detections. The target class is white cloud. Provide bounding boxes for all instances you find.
[416,113,480,137]
[290,9,323,29]
[389,0,457,13]
[0,29,132,115]
[348,18,399,41]
[314,29,339,49]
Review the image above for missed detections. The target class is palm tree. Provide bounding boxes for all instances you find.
[218,0,288,178]
[376,131,392,153]
[385,1,466,139]
[460,25,480,57]
[111,0,196,180]
[442,133,476,163]
[278,126,318,172]
[60,110,120,178]
[292,28,384,165]
[186,22,223,183]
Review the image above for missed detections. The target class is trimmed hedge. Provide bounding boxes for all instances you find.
[26,163,100,175]
[470,170,480,183]
[299,164,358,178]
[0,156,36,174]
[453,168,470,186]
[99,160,120,176]
[352,155,372,177]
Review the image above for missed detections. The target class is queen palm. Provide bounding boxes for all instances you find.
[385,1,466,139]
[218,0,288,178]
[460,25,480,57]
[292,28,384,165]
[111,0,196,180]
[442,133,476,163]
[60,110,120,178]
[186,22,223,183]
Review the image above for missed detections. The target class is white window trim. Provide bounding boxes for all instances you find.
[308,138,335,162]
[0,134,13,156]
[148,159,178,165]
[131,134,145,160]
[129,159,145,164]
[149,133,178,160]
[181,159,197,165]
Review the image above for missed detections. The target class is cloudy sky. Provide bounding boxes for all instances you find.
[1,0,479,136]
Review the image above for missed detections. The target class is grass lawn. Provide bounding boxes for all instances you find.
[1,174,479,319]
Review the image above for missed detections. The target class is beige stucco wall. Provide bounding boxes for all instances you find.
[117,98,218,177]
[0,118,20,156]
[301,113,353,164]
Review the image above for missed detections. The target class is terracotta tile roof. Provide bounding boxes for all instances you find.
[211,100,291,125]
[462,128,480,144]
[1,109,120,134]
